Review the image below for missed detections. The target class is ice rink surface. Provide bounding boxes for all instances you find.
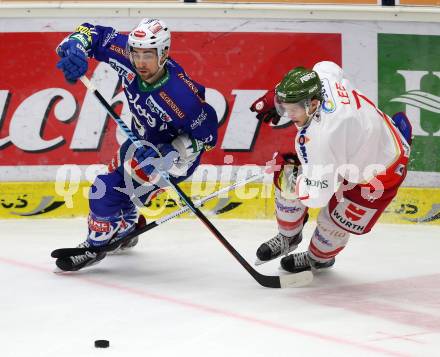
[0,218,439,357]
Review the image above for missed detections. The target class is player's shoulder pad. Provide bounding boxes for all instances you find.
[162,59,207,120]
[103,31,130,60]
[315,61,349,117]
[313,61,344,82]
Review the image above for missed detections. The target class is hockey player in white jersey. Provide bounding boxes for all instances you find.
[250,61,412,273]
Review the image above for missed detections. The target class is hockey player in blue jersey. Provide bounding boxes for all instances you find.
[54,19,218,271]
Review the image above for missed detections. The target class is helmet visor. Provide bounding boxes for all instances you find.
[129,47,158,62]
[274,96,307,119]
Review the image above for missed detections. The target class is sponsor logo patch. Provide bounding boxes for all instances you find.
[109,59,136,84]
[299,72,316,83]
[88,216,111,233]
[321,78,336,113]
[330,198,377,234]
[192,139,204,152]
[304,177,328,189]
[146,95,171,123]
[74,25,92,43]
[149,21,163,35]
[314,229,332,247]
[308,84,319,94]
[103,29,118,46]
[134,30,146,38]
[275,201,302,213]
[297,127,309,163]
[178,73,203,102]
[191,109,207,129]
[70,33,90,49]
[159,91,185,119]
[110,44,129,57]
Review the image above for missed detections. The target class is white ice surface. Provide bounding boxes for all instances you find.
[0,218,439,357]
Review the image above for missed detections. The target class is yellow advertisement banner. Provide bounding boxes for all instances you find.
[0,182,439,225]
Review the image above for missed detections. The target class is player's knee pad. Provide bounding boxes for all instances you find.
[307,209,349,262]
[275,187,307,236]
[89,171,130,216]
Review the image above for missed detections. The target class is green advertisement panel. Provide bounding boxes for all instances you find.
[378,34,440,174]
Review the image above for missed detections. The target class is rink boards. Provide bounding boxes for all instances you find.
[0,15,439,226]
[0,181,438,225]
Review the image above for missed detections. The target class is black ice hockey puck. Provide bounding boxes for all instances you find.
[94,340,110,348]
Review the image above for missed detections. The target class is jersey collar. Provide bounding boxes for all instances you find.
[137,68,170,92]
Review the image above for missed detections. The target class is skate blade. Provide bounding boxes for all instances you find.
[254,258,268,266]
[53,267,70,274]
[255,245,300,266]
[254,256,281,266]
[107,246,122,255]
[279,270,313,288]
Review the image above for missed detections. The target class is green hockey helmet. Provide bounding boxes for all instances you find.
[274,67,323,126]
[276,67,323,104]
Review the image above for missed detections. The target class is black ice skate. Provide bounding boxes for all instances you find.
[55,241,107,272]
[255,231,303,266]
[280,251,335,274]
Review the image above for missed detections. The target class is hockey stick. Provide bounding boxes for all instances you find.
[51,173,262,258]
[73,76,313,288]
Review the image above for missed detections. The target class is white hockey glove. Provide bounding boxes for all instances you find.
[167,134,203,177]
[277,153,301,200]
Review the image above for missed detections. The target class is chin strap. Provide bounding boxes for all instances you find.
[300,100,321,128]
[157,53,167,69]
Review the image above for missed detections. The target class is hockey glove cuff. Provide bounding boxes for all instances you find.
[250,89,281,125]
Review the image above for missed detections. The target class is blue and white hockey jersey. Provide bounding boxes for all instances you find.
[79,24,218,176]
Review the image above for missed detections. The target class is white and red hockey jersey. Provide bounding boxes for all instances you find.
[294,61,410,208]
